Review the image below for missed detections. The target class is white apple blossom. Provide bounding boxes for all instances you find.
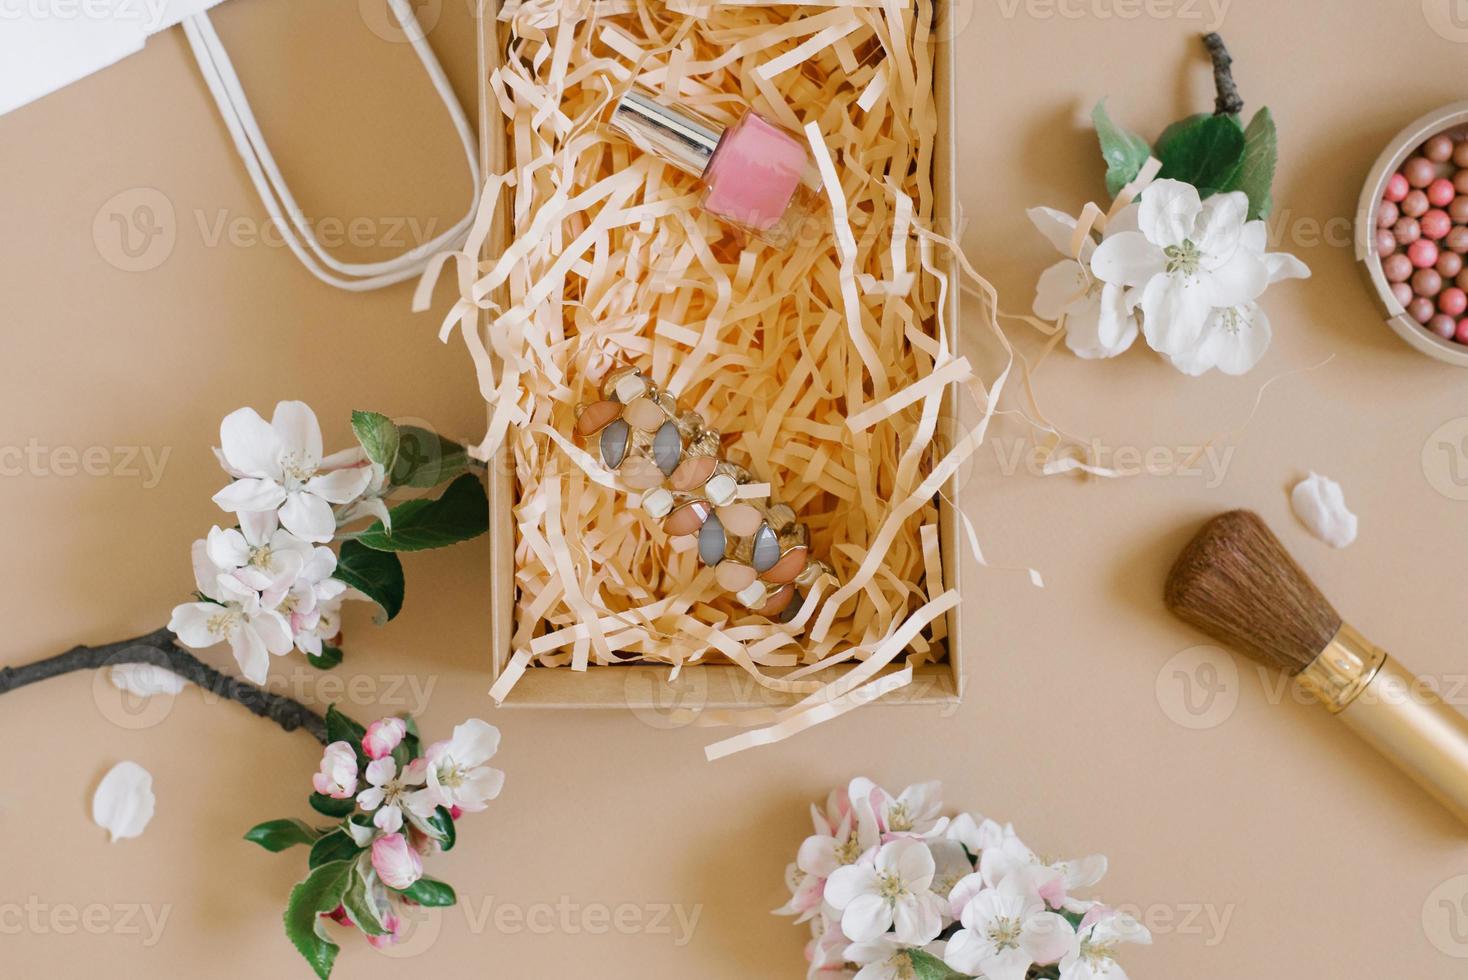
[408,719,505,815]
[357,756,428,833]
[845,936,946,980]
[1059,907,1152,980]
[1090,180,1268,358]
[1166,218,1311,376]
[778,787,883,923]
[872,781,948,839]
[1029,205,1141,360]
[212,401,372,543]
[205,511,311,606]
[363,717,408,760]
[825,838,946,946]
[169,541,292,684]
[944,873,1076,980]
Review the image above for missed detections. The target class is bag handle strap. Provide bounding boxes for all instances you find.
[182,0,481,292]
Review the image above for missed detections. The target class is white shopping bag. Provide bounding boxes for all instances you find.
[2,0,480,292]
[0,0,228,117]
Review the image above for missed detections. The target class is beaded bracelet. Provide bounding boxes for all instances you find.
[573,367,834,624]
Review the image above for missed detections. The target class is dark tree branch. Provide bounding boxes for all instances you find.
[0,627,327,744]
[1202,32,1244,117]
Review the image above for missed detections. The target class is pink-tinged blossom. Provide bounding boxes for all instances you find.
[312,741,359,799]
[371,833,423,890]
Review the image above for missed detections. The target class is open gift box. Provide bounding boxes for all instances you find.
[462,0,972,744]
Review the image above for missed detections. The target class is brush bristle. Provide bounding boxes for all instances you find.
[1164,510,1342,675]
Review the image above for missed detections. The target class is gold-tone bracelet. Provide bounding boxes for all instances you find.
[574,367,834,624]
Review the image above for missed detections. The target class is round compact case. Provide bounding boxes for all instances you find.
[574,367,834,623]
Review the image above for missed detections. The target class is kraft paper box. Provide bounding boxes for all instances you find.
[476,0,966,716]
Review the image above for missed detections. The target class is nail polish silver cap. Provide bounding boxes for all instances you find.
[610,87,723,177]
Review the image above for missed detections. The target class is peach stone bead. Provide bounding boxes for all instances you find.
[576,401,622,436]
[760,547,808,584]
[670,456,717,491]
[623,397,667,431]
[665,501,713,536]
[717,503,764,536]
[756,584,796,617]
[620,456,664,490]
[715,561,758,592]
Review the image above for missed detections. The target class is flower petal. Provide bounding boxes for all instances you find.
[1266,251,1311,284]
[228,625,270,684]
[212,478,287,515]
[1026,206,1083,258]
[1138,178,1201,247]
[219,407,281,478]
[92,761,156,842]
[1089,232,1165,289]
[1033,260,1089,322]
[206,526,250,571]
[271,401,323,464]
[110,663,186,697]
[1139,274,1211,356]
[305,466,373,505]
[1022,910,1078,965]
[840,893,893,943]
[1202,250,1269,309]
[825,865,879,910]
[892,891,943,946]
[279,491,336,544]
[448,719,501,768]
[1194,190,1249,266]
[168,602,224,649]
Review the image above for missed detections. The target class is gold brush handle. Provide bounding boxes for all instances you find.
[1336,656,1468,825]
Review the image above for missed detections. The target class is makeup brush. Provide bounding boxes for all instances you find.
[1166,509,1468,824]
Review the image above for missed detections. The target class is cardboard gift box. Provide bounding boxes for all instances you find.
[474,0,966,718]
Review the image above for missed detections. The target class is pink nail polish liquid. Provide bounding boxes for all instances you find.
[610,87,822,248]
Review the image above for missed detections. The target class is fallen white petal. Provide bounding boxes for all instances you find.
[110,664,186,698]
[92,761,156,842]
[1291,472,1358,548]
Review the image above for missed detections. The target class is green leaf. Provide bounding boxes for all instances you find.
[1093,99,1152,199]
[284,860,354,980]
[334,539,405,622]
[1218,106,1277,220]
[351,410,401,470]
[309,793,356,819]
[244,818,322,852]
[392,876,457,907]
[1155,112,1246,197]
[391,425,473,489]
[309,830,362,869]
[908,949,968,980]
[355,473,488,553]
[324,704,367,747]
[426,806,457,852]
[307,644,343,670]
[341,859,391,937]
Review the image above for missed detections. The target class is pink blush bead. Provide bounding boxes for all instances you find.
[1409,297,1436,323]
[1442,287,1468,317]
[1395,216,1421,245]
[1429,179,1457,207]
[1383,253,1413,282]
[1406,157,1439,188]
[1427,135,1456,162]
[1430,314,1458,339]
[1391,281,1415,306]
[1423,209,1453,240]
[1409,239,1441,269]
[1403,189,1430,218]
[1377,229,1398,256]
[1439,250,1463,277]
[1378,200,1401,228]
[1457,318,1468,344]
[1384,173,1410,202]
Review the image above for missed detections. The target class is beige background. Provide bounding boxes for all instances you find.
[6,0,1468,976]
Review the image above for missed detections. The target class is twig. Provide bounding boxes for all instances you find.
[1202,32,1243,117]
[0,627,327,743]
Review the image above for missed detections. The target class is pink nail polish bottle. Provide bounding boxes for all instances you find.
[611,87,822,248]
